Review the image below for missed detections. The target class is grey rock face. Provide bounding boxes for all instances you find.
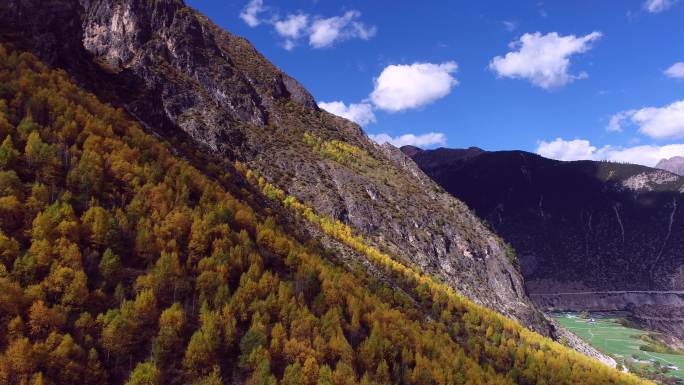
[531,290,684,312]
[0,0,550,335]
[78,0,320,154]
[657,156,684,177]
[632,304,684,340]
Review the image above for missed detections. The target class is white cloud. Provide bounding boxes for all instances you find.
[502,20,518,32]
[665,62,684,79]
[322,61,459,127]
[274,14,309,50]
[644,0,678,13]
[601,144,684,166]
[282,40,296,51]
[536,138,684,167]
[318,101,376,126]
[608,100,684,139]
[536,138,598,161]
[368,132,447,148]
[274,14,309,39]
[240,0,266,27]
[369,62,458,112]
[489,31,602,90]
[241,2,376,50]
[607,110,635,132]
[309,10,377,48]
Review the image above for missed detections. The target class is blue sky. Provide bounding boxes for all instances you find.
[186,0,684,166]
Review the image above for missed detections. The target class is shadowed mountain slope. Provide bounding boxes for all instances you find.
[405,146,684,339]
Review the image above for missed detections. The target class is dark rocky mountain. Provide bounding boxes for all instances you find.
[0,0,561,337]
[404,146,684,339]
[657,156,684,176]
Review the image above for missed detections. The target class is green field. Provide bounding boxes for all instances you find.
[551,313,684,380]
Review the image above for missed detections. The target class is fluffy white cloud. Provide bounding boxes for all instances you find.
[274,14,309,39]
[274,14,309,50]
[536,138,598,161]
[536,138,684,167]
[240,0,265,27]
[608,100,684,139]
[309,11,376,48]
[600,144,684,166]
[665,62,684,79]
[240,2,376,50]
[489,31,602,89]
[322,61,459,127]
[607,111,634,132]
[369,62,458,112]
[368,132,447,148]
[644,0,678,13]
[318,101,376,126]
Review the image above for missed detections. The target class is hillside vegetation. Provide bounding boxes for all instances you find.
[0,46,652,385]
[0,0,547,330]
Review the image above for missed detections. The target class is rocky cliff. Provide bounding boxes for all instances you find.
[657,156,684,177]
[0,0,551,334]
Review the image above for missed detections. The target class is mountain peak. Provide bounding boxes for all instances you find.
[402,145,486,168]
[656,156,684,176]
[3,0,318,148]
[399,145,423,157]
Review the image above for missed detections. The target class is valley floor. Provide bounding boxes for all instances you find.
[552,312,684,382]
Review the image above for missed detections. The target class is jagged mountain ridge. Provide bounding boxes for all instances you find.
[657,156,684,177]
[404,146,684,339]
[1,0,547,333]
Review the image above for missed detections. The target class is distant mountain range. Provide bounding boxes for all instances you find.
[404,145,684,339]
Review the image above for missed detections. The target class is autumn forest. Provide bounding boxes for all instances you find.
[0,44,654,385]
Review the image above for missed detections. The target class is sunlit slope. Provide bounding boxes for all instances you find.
[0,46,651,385]
[0,0,546,330]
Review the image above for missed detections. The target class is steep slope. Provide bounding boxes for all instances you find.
[0,0,547,332]
[405,147,684,338]
[657,156,684,177]
[0,45,651,385]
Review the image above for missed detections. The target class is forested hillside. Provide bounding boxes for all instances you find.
[0,0,548,331]
[0,46,652,385]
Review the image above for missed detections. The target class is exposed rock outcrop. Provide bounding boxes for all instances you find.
[631,304,684,340]
[657,156,684,177]
[531,290,684,314]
